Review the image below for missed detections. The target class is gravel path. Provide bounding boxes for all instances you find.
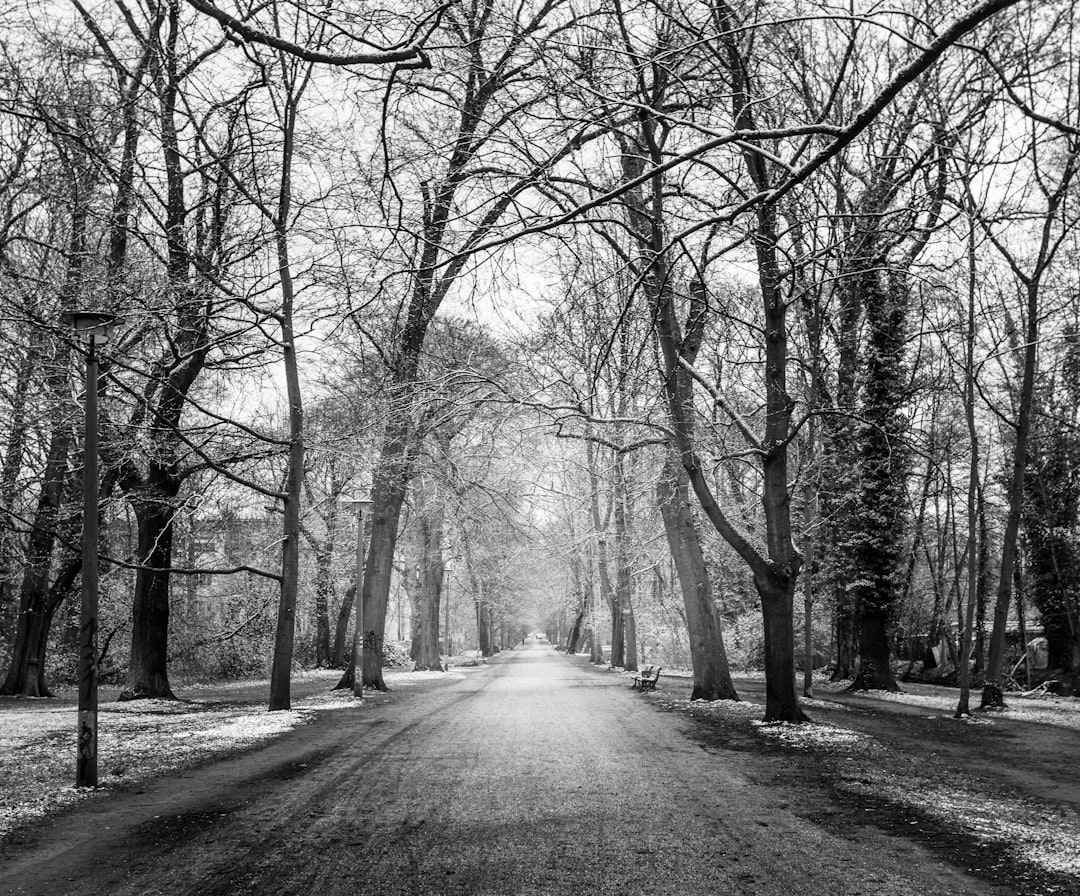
[0,642,1015,895]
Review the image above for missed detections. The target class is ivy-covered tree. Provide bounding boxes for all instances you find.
[847,275,912,691]
[1024,330,1080,677]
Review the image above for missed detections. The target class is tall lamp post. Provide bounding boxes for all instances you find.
[62,310,115,788]
[443,559,455,659]
[342,497,372,698]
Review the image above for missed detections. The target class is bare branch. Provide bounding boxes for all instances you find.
[676,356,764,453]
[184,0,433,68]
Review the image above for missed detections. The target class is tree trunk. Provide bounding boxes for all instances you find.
[1,419,74,697]
[361,419,411,691]
[614,453,638,673]
[608,589,624,668]
[331,584,354,668]
[487,604,499,654]
[831,608,857,681]
[820,271,863,685]
[631,12,805,719]
[3,596,59,698]
[274,444,307,695]
[802,521,815,699]
[412,478,445,672]
[822,275,861,683]
[974,492,989,674]
[588,578,603,664]
[125,495,176,699]
[565,548,586,653]
[118,4,210,703]
[475,592,493,657]
[657,455,738,701]
[759,570,806,722]
[982,118,1078,701]
[2,165,86,697]
[0,339,37,629]
[585,440,621,667]
[312,548,333,667]
[983,280,1039,709]
[796,281,823,700]
[621,592,637,671]
[750,198,808,722]
[566,606,585,654]
[409,579,422,662]
[853,611,897,691]
[957,221,981,717]
[268,66,309,712]
[1015,560,1030,688]
[848,261,910,694]
[413,575,442,672]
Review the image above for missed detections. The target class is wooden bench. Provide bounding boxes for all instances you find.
[632,665,662,691]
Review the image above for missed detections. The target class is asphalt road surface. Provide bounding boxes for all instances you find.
[0,642,1017,896]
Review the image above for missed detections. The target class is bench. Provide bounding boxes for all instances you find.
[632,665,662,691]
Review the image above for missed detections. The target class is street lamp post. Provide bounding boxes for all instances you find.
[342,498,372,698]
[443,559,455,659]
[62,310,115,788]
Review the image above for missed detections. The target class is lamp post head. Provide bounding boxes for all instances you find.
[341,497,373,515]
[444,558,456,572]
[61,311,116,345]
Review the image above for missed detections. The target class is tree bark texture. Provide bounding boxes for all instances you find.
[362,423,411,690]
[475,591,493,657]
[1,418,75,696]
[821,284,860,682]
[0,339,37,629]
[412,476,445,672]
[125,497,177,699]
[983,283,1039,708]
[956,217,982,717]
[614,453,638,673]
[585,439,621,667]
[848,266,909,694]
[312,547,333,667]
[2,161,88,697]
[657,455,738,701]
[332,584,354,668]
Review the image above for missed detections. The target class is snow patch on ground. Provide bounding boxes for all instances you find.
[800,697,851,712]
[178,668,342,693]
[817,679,1080,730]
[0,698,313,842]
[752,720,870,750]
[844,773,1080,877]
[659,697,760,716]
[293,692,361,711]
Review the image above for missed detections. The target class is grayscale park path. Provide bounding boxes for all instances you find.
[0,642,1010,896]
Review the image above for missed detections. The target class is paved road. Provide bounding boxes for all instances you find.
[1,642,1006,896]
